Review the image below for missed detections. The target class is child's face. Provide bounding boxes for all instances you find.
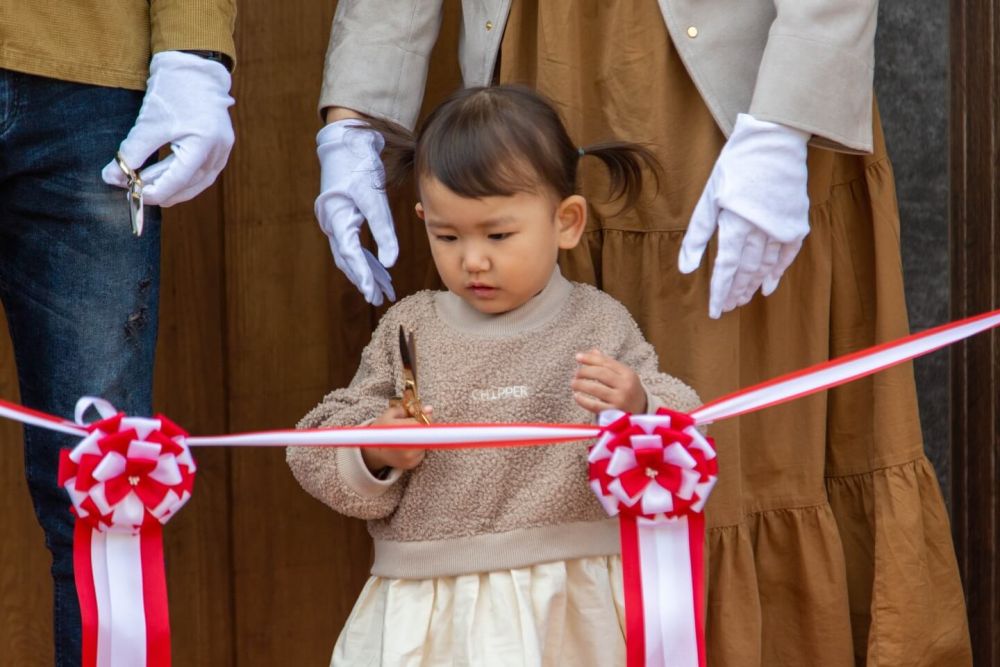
[416,177,586,314]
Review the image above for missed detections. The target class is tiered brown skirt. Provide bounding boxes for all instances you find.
[499,2,971,664]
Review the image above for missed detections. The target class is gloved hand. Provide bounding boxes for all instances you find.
[102,50,235,207]
[678,113,810,319]
[315,119,398,306]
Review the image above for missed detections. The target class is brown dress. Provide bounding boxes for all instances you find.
[498,2,971,665]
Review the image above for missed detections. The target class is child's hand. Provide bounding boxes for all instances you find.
[572,349,647,415]
[361,404,434,473]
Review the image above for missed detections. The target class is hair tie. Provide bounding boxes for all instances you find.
[578,147,586,157]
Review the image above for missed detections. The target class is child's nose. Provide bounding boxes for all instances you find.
[462,247,490,273]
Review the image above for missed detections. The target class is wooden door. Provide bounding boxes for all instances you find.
[950,1,1000,663]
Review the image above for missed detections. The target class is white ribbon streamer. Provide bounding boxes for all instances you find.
[91,532,112,667]
[105,532,147,667]
[639,518,700,667]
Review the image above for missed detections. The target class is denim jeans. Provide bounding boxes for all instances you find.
[0,69,161,667]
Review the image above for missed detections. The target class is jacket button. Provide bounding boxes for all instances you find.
[687,26,699,38]
[486,20,494,31]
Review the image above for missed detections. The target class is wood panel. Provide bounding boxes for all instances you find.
[224,3,367,664]
[0,309,53,665]
[950,0,1000,663]
[155,183,234,666]
[225,1,460,663]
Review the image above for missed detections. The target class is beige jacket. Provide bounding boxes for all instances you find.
[1,1,237,90]
[320,0,877,153]
[287,270,701,578]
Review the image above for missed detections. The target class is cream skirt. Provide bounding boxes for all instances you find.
[331,556,626,666]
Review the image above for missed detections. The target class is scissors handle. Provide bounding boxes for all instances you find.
[400,385,432,425]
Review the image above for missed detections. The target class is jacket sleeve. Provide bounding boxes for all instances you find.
[749,0,878,153]
[319,0,445,129]
[286,310,410,520]
[150,0,237,66]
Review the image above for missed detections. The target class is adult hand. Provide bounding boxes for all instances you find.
[102,51,235,207]
[572,349,647,415]
[361,404,432,472]
[678,113,810,319]
[315,119,398,306]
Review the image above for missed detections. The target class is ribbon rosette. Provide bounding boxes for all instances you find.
[58,405,195,532]
[589,408,717,520]
[56,397,195,667]
[589,408,718,667]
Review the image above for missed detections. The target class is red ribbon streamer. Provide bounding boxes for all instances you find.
[141,523,171,667]
[620,516,646,667]
[75,523,99,667]
[688,513,707,667]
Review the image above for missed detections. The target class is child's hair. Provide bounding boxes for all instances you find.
[367,85,660,209]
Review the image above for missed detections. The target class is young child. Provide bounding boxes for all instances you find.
[287,85,700,666]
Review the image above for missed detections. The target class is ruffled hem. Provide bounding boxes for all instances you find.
[701,456,970,667]
[826,457,971,666]
[705,503,854,666]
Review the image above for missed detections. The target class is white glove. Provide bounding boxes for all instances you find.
[315,120,398,306]
[678,113,810,319]
[102,51,235,207]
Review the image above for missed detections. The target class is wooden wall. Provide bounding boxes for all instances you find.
[0,2,460,664]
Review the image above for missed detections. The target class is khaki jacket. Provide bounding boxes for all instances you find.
[320,0,876,153]
[1,1,237,90]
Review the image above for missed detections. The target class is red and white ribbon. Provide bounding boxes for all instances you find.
[588,409,716,667]
[185,422,600,448]
[0,307,995,667]
[691,308,1000,425]
[56,398,194,667]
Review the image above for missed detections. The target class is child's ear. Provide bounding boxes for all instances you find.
[555,195,587,249]
[415,202,425,220]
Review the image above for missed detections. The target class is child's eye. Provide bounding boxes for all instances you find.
[435,235,458,242]
[488,232,512,241]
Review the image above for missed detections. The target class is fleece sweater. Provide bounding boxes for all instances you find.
[287,268,701,579]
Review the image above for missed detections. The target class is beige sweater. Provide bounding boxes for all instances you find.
[287,269,700,578]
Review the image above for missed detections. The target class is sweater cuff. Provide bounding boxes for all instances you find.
[336,447,402,498]
[150,0,237,67]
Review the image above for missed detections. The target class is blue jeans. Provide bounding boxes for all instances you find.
[0,69,161,667]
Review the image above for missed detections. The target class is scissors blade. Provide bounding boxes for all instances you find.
[116,152,144,237]
[398,325,415,381]
[128,184,144,236]
[398,326,431,424]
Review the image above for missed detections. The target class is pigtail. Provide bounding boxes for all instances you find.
[360,117,417,194]
[578,141,661,210]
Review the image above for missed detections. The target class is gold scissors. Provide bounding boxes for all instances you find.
[394,326,432,424]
